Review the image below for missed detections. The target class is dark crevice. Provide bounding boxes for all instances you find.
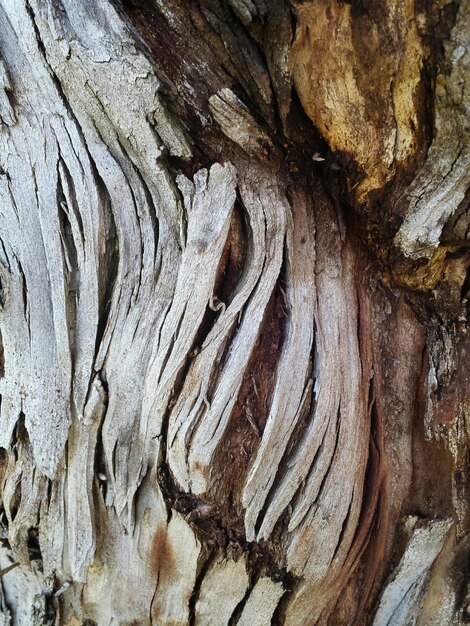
[149,565,161,626]
[7,414,29,522]
[57,157,85,246]
[57,161,79,367]
[0,238,11,274]
[460,265,470,302]
[91,157,119,365]
[92,372,110,506]
[355,387,383,540]
[0,267,8,312]
[132,160,160,266]
[357,394,383,532]
[10,413,28,458]
[0,329,4,379]
[213,199,248,314]
[269,571,297,626]
[45,478,53,511]
[227,576,253,626]
[0,449,8,551]
[188,550,216,626]
[111,441,118,487]
[26,525,42,564]
[0,508,9,551]
[16,258,29,335]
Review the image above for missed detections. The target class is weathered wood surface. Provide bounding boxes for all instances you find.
[0,0,468,624]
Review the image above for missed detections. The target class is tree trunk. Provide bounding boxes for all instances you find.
[0,0,468,624]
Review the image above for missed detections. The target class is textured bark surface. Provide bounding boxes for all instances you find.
[0,0,468,624]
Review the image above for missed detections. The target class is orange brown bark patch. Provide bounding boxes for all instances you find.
[290,0,428,201]
[150,525,175,577]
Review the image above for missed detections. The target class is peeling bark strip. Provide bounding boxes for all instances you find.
[0,0,469,625]
[372,518,452,626]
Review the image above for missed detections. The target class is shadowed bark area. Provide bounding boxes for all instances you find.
[0,0,468,625]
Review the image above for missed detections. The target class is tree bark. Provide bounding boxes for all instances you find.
[0,0,468,624]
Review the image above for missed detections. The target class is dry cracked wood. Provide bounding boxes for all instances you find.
[0,0,468,625]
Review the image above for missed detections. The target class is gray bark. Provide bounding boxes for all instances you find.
[0,0,468,625]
